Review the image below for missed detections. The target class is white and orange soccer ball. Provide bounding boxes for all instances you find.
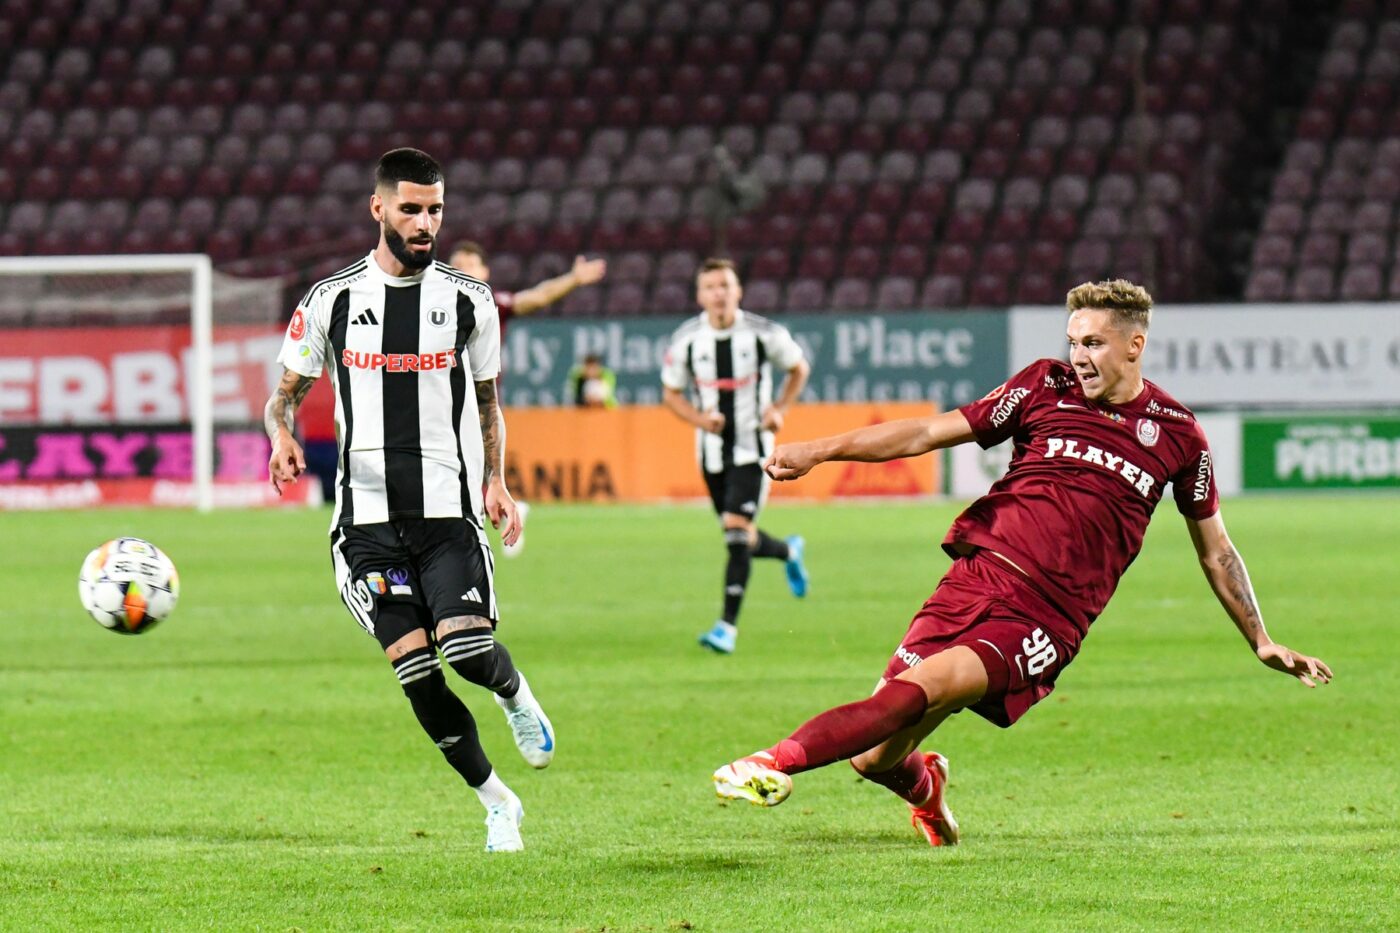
[78,537,180,635]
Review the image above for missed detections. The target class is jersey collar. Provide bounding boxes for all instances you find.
[701,307,744,335]
[366,251,429,287]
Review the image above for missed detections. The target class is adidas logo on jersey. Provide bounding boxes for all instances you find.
[352,309,379,325]
[461,588,482,603]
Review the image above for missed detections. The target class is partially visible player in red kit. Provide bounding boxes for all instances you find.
[711,280,1333,845]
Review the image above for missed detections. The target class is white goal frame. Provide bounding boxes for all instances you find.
[0,254,215,511]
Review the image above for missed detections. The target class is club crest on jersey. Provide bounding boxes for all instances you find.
[427,307,449,327]
[1136,418,1161,447]
[288,308,307,340]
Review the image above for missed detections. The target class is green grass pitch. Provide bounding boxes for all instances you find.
[2,496,1396,931]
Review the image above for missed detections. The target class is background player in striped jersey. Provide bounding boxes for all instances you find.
[661,258,812,654]
[712,280,1331,845]
[264,148,554,853]
[448,242,607,558]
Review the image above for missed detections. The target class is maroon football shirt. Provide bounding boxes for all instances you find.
[494,289,516,344]
[948,358,1219,647]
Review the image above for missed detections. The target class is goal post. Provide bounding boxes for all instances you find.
[0,254,313,512]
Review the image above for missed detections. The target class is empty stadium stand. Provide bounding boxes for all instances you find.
[4,0,1388,310]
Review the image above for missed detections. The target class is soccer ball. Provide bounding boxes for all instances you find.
[78,537,180,634]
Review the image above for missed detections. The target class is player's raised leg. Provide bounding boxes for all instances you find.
[850,706,961,846]
[436,617,555,769]
[699,512,754,653]
[414,519,555,769]
[713,646,986,809]
[751,528,809,598]
[381,621,525,852]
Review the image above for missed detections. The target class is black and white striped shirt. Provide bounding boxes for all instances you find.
[661,309,805,472]
[276,254,500,530]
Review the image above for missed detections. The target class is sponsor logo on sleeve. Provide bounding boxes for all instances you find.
[288,308,307,340]
[989,387,1030,427]
[1193,450,1212,501]
[982,382,1007,400]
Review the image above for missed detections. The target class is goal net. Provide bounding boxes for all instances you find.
[0,254,323,511]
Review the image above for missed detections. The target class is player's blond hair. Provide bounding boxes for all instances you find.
[1066,279,1152,332]
[696,257,739,282]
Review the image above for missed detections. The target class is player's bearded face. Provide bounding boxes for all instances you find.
[378,182,443,271]
[384,223,437,270]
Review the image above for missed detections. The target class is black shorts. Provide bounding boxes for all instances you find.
[330,518,496,650]
[703,463,768,519]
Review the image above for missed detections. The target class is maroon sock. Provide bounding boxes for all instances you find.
[853,751,933,806]
[767,679,928,774]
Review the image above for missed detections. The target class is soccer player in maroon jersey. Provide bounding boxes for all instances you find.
[711,280,1333,846]
[449,242,606,556]
[449,242,607,345]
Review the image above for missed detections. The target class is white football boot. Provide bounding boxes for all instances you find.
[483,789,525,853]
[712,751,793,807]
[496,671,555,768]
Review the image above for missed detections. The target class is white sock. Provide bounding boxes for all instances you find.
[501,671,532,711]
[472,770,513,809]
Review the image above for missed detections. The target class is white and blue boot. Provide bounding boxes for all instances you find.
[785,535,809,598]
[496,672,555,768]
[698,620,737,654]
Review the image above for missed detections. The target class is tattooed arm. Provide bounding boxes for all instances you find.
[1186,512,1333,687]
[475,378,521,546]
[264,367,316,495]
[474,378,505,483]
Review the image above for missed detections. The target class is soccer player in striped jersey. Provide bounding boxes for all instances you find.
[264,148,554,853]
[661,258,812,654]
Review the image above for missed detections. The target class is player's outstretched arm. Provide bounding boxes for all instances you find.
[264,367,315,495]
[476,378,521,547]
[1185,512,1333,688]
[513,255,607,315]
[765,409,977,481]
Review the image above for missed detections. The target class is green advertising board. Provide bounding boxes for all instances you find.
[501,310,1008,410]
[1243,414,1400,489]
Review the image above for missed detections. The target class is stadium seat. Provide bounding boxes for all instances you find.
[1339,264,1384,300]
[920,274,966,307]
[1243,267,1289,302]
[1292,266,1336,301]
[874,276,918,309]
[829,278,873,310]
[784,277,828,311]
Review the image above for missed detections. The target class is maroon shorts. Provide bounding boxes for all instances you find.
[881,551,1081,727]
